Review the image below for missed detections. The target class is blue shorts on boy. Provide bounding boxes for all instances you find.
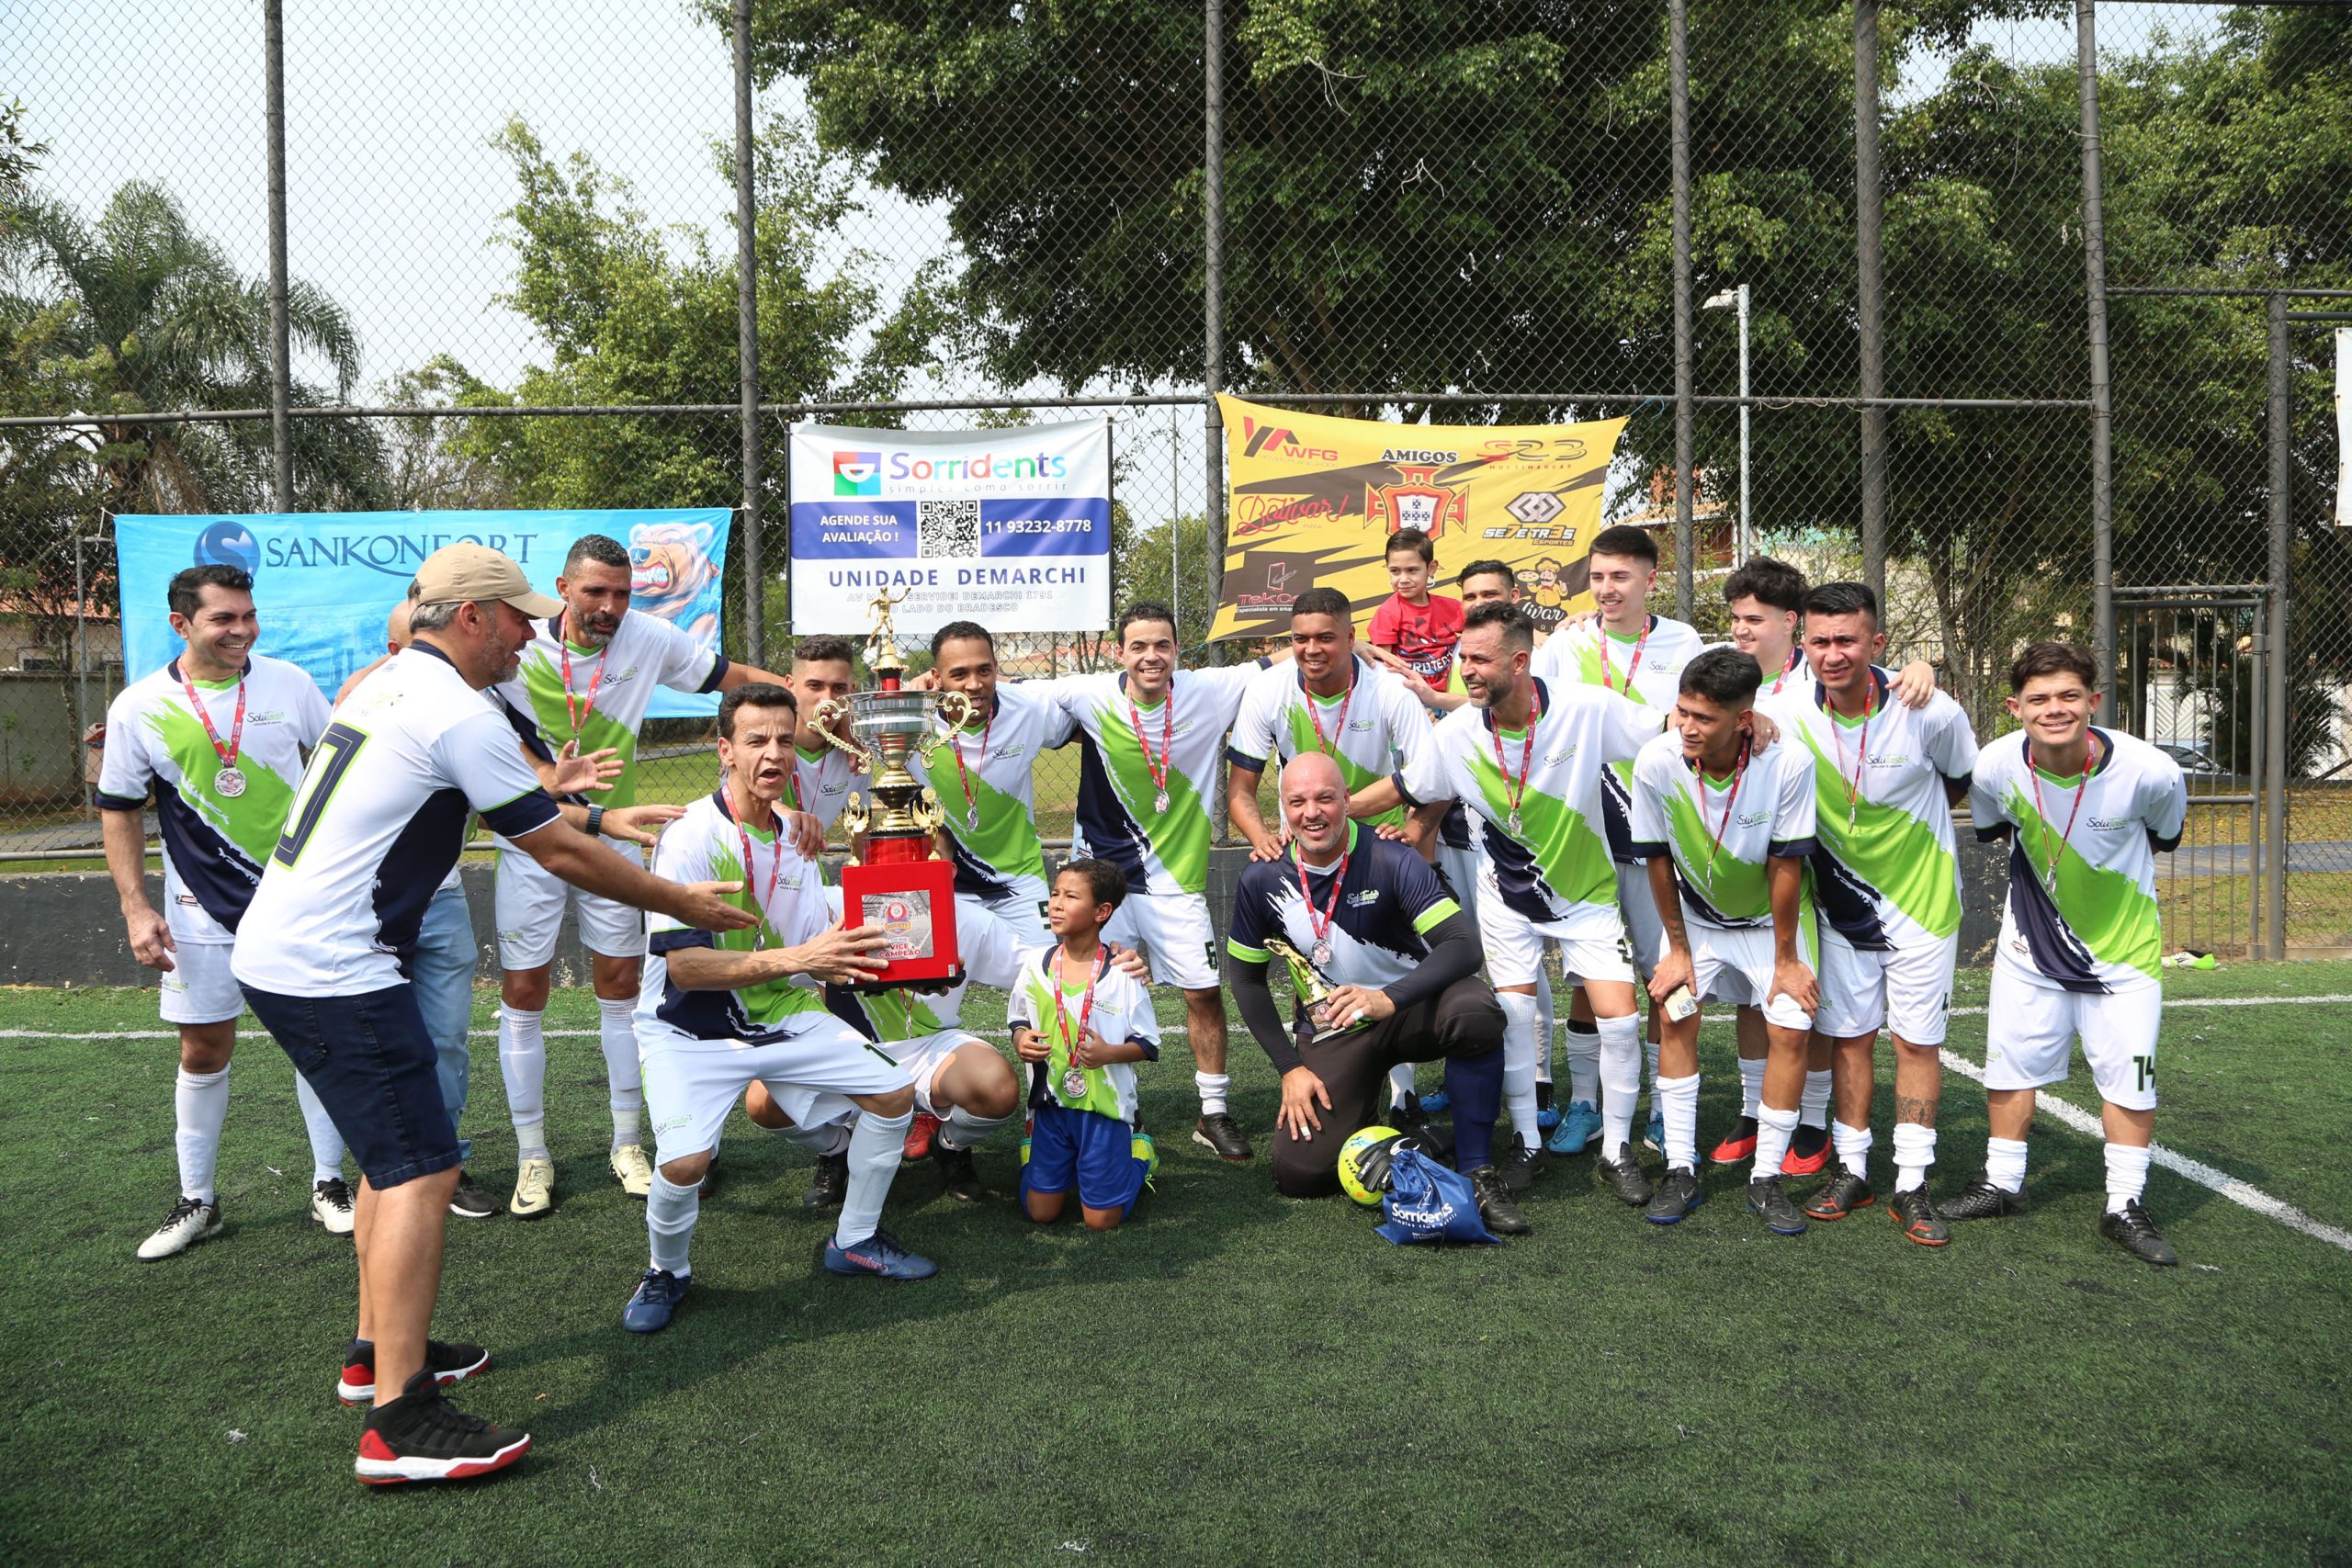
[1022,1102,1155,1216]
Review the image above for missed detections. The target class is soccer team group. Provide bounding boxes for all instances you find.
[96,524,2188,1483]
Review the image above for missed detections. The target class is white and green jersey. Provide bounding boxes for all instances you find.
[906,680,1075,905]
[1051,662,1266,897]
[641,790,831,1043]
[495,609,727,809]
[1533,614,1707,860]
[785,741,864,836]
[1006,948,1160,1123]
[1970,728,2187,994]
[1392,676,1663,935]
[1762,669,1979,950]
[96,654,331,942]
[1628,729,1817,931]
[1226,656,1428,829]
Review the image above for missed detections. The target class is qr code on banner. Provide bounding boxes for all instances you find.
[918,500,980,558]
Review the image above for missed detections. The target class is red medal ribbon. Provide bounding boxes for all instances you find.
[947,701,993,818]
[724,783,784,943]
[1690,739,1751,879]
[1125,678,1175,802]
[1291,836,1352,953]
[1830,677,1879,825]
[1600,618,1652,694]
[2026,732,2100,892]
[1489,688,1544,829]
[179,664,247,773]
[560,625,612,742]
[1051,944,1111,1082]
[1304,667,1355,758]
[1770,647,1801,696]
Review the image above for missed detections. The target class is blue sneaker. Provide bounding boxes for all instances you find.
[1537,1102,1563,1133]
[1643,1109,1665,1155]
[1545,1099,1601,1155]
[622,1268,688,1334]
[821,1229,939,1280]
[1419,1088,1452,1115]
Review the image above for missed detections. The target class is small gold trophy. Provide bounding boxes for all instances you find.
[1264,936,1369,1044]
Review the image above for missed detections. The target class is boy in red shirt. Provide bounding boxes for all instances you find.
[1367,527,1465,687]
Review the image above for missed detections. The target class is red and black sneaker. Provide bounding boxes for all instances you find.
[1888,1186,1951,1247]
[903,1111,943,1160]
[337,1337,491,1406]
[1781,1122,1832,1177]
[356,1371,530,1484]
[1803,1165,1875,1222]
[1707,1116,1759,1165]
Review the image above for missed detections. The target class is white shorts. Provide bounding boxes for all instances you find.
[1438,840,1483,923]
[1476,872,1634,992]
[1815,927,1958,1045]
[1102,889,1219,991]
[1614,861,1666,982]
[876,1028,996,1119]
[493,838,648,967]
[1983,967,2161,1111]
[160,939,242,1026]
[639,1012,911,1166]
[1656,919,1815,1032]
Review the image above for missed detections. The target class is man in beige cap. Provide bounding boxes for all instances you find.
[233,543,757,1484]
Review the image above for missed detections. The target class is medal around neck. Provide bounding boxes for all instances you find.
[1264,936,1369,1044]
[212,766,247,799]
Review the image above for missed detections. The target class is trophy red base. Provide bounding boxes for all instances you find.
[838,832,962,992]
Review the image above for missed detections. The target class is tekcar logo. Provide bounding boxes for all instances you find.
[833,450,883,496]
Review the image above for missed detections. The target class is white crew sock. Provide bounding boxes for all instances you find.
[2104,1142,2151,1213]
[293,1072,346,1183]
[1596,1013,1642,1160]
[174,1066,230,1204]
[1801,1068,1833,1130]
[1657,1071,1701,1173]
[939,1105,1012,1151]
[646,1171,698,1278]
[500,1004,548,1158]
[834,1108,911,1248]
[1894,1122,1937,1194]
[1498,991,1541,1145]
[1754,1105,1801,1179]
[1564,1020,1600,1108]
[1386,1062,1416,1107]
[1194,1072,1230,1116]
[1737,1056,1766,1121]
[1833,1120,1873,1180]
[598,997,644,1149]
[1986,1136,2029,1192]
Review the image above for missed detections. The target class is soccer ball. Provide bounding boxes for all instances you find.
[1338,1124,1406,1207]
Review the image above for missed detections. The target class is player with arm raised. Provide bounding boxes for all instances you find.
[1950,642,2188,1265]
[96,564,346,1258]
[230,544,754,1483]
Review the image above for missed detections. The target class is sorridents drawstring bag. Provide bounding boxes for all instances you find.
[1374,1147,1498,1246]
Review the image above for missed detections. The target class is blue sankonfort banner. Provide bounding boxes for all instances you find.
[115,508,733,718]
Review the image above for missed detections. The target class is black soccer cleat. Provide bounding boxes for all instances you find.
[1888,1186,1951,1247]
[932,1140,987,1203]
[1467,1165,1532,1236]
[1644,1165,1703,1224]
[804,1151,848,1210]
[2098,1200,2179,1267]
[1747,1176,1807,1235]
[1942,1173,2030,1222]
[1595,1146,1653,1207]
[1804,1165,1874,1222]
[1497,1136,1547,1195]
[1193,1112,1253,1162]
[355,1371,530,1484]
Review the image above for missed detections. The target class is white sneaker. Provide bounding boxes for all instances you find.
[609,1144,653,1199]
[311,1177,356,1235]
[510,1156,555,1219]
[137,1195,222,1260]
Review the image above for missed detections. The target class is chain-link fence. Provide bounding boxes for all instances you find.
[5,2,2347,955]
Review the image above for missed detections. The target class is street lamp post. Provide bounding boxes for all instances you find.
[1704,285,1751,564]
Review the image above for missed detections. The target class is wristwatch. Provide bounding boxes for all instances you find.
[585,805,605,838]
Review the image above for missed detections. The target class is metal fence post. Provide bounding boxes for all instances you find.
[1203,0,1227,638]
[733,0,765,666]
[1854,0,1885,604]
[2266,293,2290,958]
[1669,0,1695,621]
[263,0,292,511]
[2078,0,2115,721]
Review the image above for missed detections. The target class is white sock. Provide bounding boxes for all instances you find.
[1194,1072,1230,1116]
[834,1108,910,1248]
[1754,1104,1801,1178]
[2104,1142,2150,1213]
[174,1066,230,1204]
[293,1072,345,1183]
[1833,1120,1873,1180]
[1533,979,1556,1089]
[1564,1021,1600,1108]
[1737,1057,1766,1121]
[1498,991,1541,1144]
[500,1005,548,1159]
[598,997,644,1149]
[646,1171,697,1278]
[1894,1122,1937,1193]
[1386,1062,1416,1107]
[1801,1068,1833,1129]
[1986,1136,2029,1192]
[939,1105,1012,1151]
[1596,1013,1642,1160]
[1657,1071,1701,1172]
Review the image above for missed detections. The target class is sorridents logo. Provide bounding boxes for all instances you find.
[193,520,260,576]
[833,450,882,496]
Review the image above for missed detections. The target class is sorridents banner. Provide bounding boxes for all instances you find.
[115,508,733,718]
[787,417,1112,635]
[1207,396,1629,642]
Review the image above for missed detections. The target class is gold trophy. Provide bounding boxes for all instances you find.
[808,586,974,989]
[1264,936,1370,1044]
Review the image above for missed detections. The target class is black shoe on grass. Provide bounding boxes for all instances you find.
[1941,1173,2030,1222]
[2098,1200,2178,1267]
[932,1140,986,1203]
[804,1151,848,1210]
[1193,1112,1253,1162]
[1747,1176,1807,1235]
[1804,1165,1874,1222]
[1497,1137,1547,1195]
[1888,1186,1951,1247]
[1596,1147,1653,1207]
[355,1371,530,1484]
[1467,1166,1532,1235]
[1644,1165,1703,1224]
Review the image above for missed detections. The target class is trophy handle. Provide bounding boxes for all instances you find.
[806,698,875,770]
[916,690,975,765]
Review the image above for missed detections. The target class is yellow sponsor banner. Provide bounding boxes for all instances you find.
[1208,396,1628,643]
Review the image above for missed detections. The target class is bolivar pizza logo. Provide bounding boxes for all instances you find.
[1365,463,1467,540]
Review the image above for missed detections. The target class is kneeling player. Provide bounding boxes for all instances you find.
[624,685,938,1334]
[1012,861,1162,1229]
[1631,649,1821,1233]
[1953,642,2188,1265]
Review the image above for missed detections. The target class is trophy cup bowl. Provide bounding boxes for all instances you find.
[1263,936,1370,1045]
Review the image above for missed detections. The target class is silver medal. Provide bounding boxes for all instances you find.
[967,805,980,832]
[1310,939,1333,968]
[1061,1068,1089,1100]
[1153,788,1170,814]
[1507,808,1521,835]
[213,766,247,799]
